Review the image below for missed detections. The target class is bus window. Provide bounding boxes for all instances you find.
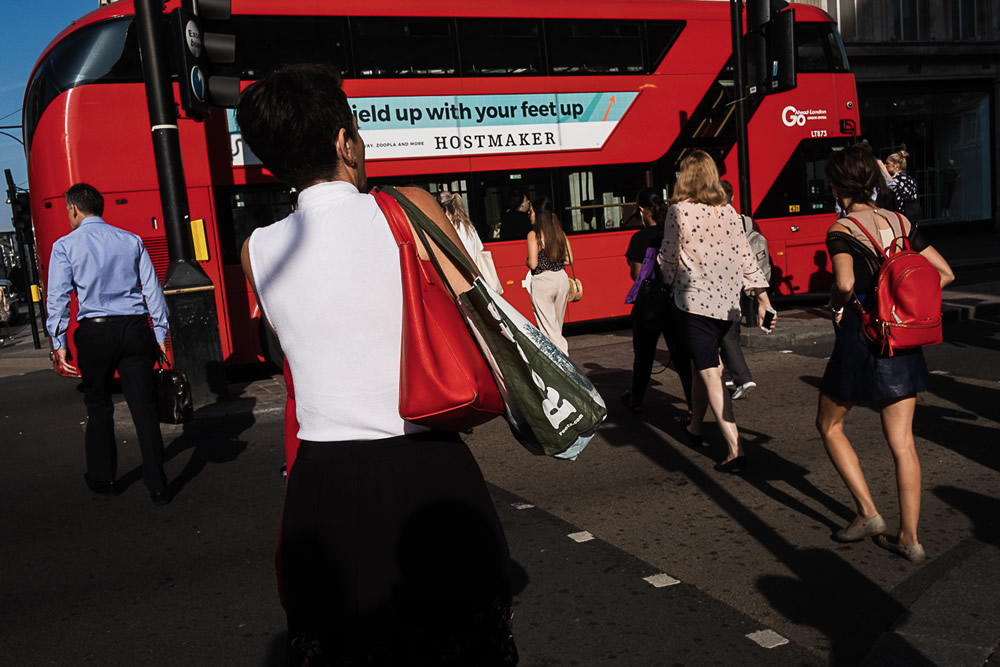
[561,164,648,232]
[215,186,297,265]
[458,18,543,76]
[231,16,351,79]
[754,138,849,220]
[545,19,645,75]
[23,17,141,152]
[352,17,457,77]
[795,21,850,73]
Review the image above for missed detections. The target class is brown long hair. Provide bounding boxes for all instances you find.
[531,196,568,263]
[670,150,727,206]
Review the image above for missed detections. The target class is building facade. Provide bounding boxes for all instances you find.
[797,0,1000,225]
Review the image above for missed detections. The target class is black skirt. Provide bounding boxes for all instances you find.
[820,305,929,403]
[281,432,515,666]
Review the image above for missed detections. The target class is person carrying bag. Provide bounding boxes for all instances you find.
[377,186,606,460]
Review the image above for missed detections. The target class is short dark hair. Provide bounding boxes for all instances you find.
[65,183,104,216]
[236,64,357,190]
[506,187,527,212]
[825,143,882,204]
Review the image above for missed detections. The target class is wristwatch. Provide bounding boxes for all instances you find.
[829,302,844,315]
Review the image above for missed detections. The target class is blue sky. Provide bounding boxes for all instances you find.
[1,0,94,231]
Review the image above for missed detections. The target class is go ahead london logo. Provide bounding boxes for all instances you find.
[781,105,828,127]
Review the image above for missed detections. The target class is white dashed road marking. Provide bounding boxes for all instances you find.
[511,502,535,510]
[746,629,789,648]
[643,573,680,588]
[567,531,595,543]
[930,370,949,375]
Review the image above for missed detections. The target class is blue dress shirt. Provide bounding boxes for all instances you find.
[46,216,170,350]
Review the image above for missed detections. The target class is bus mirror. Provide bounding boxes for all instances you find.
[190,0,231,21]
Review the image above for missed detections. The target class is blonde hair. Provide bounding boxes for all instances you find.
[887,150,909,171]
[436,191,475,235]
[670,150,728,206]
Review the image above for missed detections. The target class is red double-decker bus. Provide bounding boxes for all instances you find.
[23,0,858,365]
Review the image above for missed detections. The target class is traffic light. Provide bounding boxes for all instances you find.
[171,0,239,119]
[745,0,796,97]
[9,193,31,234]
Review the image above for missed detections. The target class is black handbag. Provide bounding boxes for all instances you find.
[633,278,671,327]
[156,352,194,424]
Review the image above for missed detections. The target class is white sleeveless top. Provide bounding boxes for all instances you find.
[249,181,423,441]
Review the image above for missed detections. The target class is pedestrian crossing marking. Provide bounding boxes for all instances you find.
[746,629,789,648]
[511,502,535,510]
[567,531,595,543]
[643,573,680,588]
[930,370,949,375]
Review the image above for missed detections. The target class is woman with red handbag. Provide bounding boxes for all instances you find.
[237,65,516,666]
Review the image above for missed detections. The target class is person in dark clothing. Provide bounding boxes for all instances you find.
[621,187,692,418]
[497,188,532,241]
[718,180,757,400]
[817,143,954,563]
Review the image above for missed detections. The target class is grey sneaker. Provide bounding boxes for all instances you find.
[731,381,757,400]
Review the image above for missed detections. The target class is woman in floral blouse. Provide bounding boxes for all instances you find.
[658,151,774,472]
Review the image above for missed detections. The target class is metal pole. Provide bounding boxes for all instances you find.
[731,0,753,216]
[134,0,226,405]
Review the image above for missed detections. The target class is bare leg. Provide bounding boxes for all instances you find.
[699,362,741,461]
[816,392,879,524]
[879,395,921,545]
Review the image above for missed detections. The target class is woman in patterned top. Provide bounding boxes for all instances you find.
[879,150,921,225]
[658,151,774,473]
[527,196,574,354]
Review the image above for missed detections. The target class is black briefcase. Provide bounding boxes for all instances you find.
[156,353,194,424]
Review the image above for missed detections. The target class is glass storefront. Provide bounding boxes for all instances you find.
[858,83,993,225]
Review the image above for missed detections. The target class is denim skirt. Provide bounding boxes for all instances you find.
[820,304,929,403]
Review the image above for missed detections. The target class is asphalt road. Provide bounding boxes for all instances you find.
[2,312,999,665]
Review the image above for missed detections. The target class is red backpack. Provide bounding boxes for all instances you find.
[846,214,942,356]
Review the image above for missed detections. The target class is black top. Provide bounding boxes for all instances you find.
[826,214,928,300]
[625,225,664,265]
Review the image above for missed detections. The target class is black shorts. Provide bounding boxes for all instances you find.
[680,310,733,371]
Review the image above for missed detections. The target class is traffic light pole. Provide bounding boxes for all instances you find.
[730,0,753,215]
[4,168,41,350]
[134,0,225,405]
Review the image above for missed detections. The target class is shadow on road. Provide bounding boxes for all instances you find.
[585,366,921,665]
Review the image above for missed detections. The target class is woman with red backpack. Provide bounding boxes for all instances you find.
[817,144,953,563]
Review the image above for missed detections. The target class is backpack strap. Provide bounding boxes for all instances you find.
[888,210,911,254]
[844,216,889,261]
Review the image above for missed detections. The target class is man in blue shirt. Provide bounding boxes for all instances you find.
[46,183,172,505]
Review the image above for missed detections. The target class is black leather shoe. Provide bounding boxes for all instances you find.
[714,456,747,473]
[620,391,642,414]
[85,476,121,496]
[150,489,172,506]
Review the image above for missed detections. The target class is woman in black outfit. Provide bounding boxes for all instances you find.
[817,144,953,563]
[621,187,692,416]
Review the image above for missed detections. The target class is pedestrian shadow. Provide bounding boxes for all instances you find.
[588,363,913,663]
[932,486,1000,544]
[157,399,256,498]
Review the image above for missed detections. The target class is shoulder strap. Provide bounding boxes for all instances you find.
[844,215,888,261]
[889,210,911,253]
[373,186,479,301]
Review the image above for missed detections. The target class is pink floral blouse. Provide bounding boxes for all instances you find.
[658,201,768,322]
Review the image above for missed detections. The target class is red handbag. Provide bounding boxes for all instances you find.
[372,189,504,430]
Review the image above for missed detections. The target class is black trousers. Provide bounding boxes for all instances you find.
[74,315,166,494]
[629,297,693,406]
[719,320,752,386]
[282,433,514,666]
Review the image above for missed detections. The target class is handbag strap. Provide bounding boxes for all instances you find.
[373,186,478,303]
[156,350,171,370]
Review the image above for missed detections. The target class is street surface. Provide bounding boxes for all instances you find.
[1,308,999,665]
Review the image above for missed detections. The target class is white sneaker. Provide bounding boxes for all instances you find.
[731,381,757,400]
